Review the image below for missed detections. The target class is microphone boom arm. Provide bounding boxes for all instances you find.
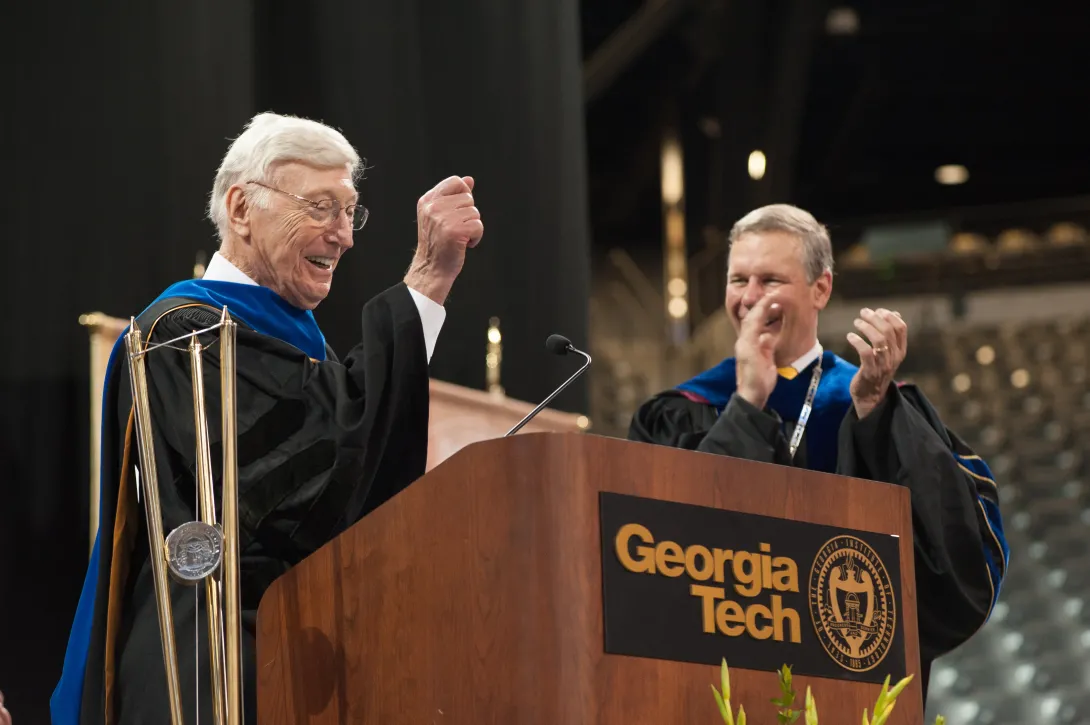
[504,345,592,437]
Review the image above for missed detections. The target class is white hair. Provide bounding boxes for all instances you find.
[728,203,834,283]
[207,112,362,241]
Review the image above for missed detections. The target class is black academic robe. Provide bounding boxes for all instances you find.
[629,373,1009,703]
[80,283,431,725]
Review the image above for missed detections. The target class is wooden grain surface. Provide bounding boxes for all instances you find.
[257,432,920,724]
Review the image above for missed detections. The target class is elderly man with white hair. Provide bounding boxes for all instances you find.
[52,112,483,724]
[629,203,1009,703]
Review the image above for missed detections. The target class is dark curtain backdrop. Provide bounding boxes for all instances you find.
[1,2,590,720]
[255,0,592,401]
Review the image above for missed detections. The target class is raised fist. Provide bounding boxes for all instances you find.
[405,175,484,305]
[415,175,484,277]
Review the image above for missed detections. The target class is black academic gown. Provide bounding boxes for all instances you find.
[629,380,1009,703]
[80,283,431,725]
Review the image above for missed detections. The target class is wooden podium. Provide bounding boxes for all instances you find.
[256,433,922,724]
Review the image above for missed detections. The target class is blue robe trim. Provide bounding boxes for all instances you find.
[954,452,1009,613]
[146,279,328,361]
[676,351,858,474]
[51,279,327,724]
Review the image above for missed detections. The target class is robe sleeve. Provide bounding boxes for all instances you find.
[627,390,793,465]
[142,281,432,565]
[627,391,720,449]
[836,382,1009,663]
[696,396,794,464]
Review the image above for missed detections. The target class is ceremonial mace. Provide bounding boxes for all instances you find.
[124,306,242,725]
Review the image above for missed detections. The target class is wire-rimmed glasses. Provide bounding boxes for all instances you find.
[247,181,369,231]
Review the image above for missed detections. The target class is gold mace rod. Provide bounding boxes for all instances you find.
[219,310,243,725]
[189,337,228,725]
[125,323,186,725]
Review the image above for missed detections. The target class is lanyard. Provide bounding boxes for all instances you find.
[788,359,823,460]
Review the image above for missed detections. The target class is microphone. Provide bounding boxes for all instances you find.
[504,334,592,437]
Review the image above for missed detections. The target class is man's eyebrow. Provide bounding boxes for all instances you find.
[309,185,358,202]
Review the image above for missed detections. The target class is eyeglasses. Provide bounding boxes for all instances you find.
[246,181,370,231]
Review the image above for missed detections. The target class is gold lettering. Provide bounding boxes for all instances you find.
[733,552,761,597]
[685,545,714,581]
[760,543,772,589]
[617,525,806,646]
[745,603,773,640]
[771,594,801,643]
[716,600,746,636]
[615,523,655,573]
[693,589,802,643]
[771,557,799,592]
[656,541,685,577]
[691,584,725,633]
[714,548,733,583]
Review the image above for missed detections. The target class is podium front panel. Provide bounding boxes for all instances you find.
[257,433,921,725]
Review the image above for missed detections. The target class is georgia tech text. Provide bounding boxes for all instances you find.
[614,523,802,643]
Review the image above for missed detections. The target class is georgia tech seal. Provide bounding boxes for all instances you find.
[809,535,895,673]
[165,521,223,584]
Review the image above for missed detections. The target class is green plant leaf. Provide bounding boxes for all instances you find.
[706,659,917,725]
[711,685,733,725]
[886,675,914,702]
[869,673,912,725]
[804,686,818,725]
[772,706,801,724]
[773,664,798,724]
[873,702,896,725]
[934,717,945,725]
[872,675,892,715]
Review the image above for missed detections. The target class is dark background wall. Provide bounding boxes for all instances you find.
[1,2,590,720]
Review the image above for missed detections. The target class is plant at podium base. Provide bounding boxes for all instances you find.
[710,659,946,725]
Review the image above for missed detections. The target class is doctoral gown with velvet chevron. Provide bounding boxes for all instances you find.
[52,280,432,725]
[627,350,1009,700]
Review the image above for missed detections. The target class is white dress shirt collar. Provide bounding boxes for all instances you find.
[203,251,257,286]
[788,340,823,373]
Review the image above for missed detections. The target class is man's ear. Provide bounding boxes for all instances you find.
[813,269,833,310]
[225,184,252,240]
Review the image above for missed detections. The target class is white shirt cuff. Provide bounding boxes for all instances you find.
[406,286,446,363]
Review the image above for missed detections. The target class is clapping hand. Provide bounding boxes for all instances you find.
[735,295,785,410]
[847,307,907,419]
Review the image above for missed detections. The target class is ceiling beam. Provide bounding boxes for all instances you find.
[583,0,694,104]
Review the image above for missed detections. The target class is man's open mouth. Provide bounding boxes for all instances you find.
[306,256,333,270]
